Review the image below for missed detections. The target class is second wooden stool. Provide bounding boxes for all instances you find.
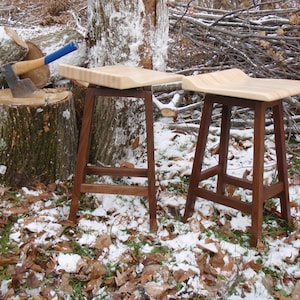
[182,69,300,247]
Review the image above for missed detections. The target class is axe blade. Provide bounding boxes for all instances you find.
[3,64,36,98]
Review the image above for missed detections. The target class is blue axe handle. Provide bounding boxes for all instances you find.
[44,40,78,64]
[11,40,78,76]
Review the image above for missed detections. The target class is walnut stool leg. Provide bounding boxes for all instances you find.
[217,104,232,194]
[69,88,95,222]
[183,100,214,221]
[273,102,291,221]
[250,102,266,247]
[144,89,157,231]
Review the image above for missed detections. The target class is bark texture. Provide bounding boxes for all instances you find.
[0,89,78,187]
[86,0,169,165]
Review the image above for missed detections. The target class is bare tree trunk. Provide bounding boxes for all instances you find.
[86,0,169,165]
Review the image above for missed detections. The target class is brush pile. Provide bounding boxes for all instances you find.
[168,2,300,80]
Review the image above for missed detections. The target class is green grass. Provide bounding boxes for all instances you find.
[71,241,96,259]
[0,216,19,254]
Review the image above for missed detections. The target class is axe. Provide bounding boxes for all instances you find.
[3,40,78,98]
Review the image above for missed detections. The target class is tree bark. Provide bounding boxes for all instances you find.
[0,89,78,187]
[86,0,169,165]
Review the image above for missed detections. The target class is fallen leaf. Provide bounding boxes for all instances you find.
[3,206,29,215]
[87,260,106,280]
[144,282,171,298]
[119,160,135,168]
[243,260,262,272]
[59,273,73,294]
[141,264,161,284]
[173,268,197,282]
[53,241,74,253]
[0,255,19,266]
[292,280,300,300]
[26,271,40,289]
[210,251,225,268]
[132,136,140,150]
[93,234,112,251]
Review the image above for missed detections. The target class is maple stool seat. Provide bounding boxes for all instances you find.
[182,69,300,247]
[59,64,183,232]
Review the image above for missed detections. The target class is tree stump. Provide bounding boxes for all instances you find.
[0,89,78,187]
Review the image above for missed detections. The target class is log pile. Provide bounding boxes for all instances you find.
[168,2,300,80]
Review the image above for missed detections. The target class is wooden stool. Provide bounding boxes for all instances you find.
[182,69,300,247]
[59,64,183,232]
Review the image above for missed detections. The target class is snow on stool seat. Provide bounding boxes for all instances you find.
[181,68,300,247]
[59,64,183,232]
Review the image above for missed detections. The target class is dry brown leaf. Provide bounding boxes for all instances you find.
[3,206,29,215]
[173,268,197,282]
[132,136,140,150]
[45,257,56,275]
[161,266,170,283]
[87,260,106,280]
[32,295,45,300]
[243,260,262,272]
[26,271,40,289]
[93,234,112,251]
[23,191,52,203]
[189,217,205,233]
[242,169,251,180]
[0,255,19,266]
[119,160,135,168]
[118,281,138,294]
[0,218,7,225]
[144,282,171,298]
[0,185,9,196]
[203,273,216,286]
[258,39,270,49]
[115,270,127,287]
[40,286,56,300]
[292,280,300,300]
[30,263,44,273]
[84,277,103,293]
[142,253,164,266]
[53,241,74,253]
[172,157,184,161]
[209,143,220,155]
[141,264,161,284]
[289,12,300,25]
[210,251,225,269]
[198,238,218,254]
[59,273,73,294]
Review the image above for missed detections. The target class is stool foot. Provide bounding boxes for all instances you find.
[150,219,158,232]
[68,193,80,223]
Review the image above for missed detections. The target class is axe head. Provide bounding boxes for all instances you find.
[3,64,36,98]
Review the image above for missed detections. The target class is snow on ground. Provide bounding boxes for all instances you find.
[1,116,300,299]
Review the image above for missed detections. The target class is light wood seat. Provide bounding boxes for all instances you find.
[59,64,183,232]
[59,64,183,90]
[182,69,299,247]
[182,68,300,101]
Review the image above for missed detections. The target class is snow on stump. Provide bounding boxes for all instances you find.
[0,89,78,187]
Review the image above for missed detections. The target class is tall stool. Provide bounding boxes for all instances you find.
[59,64,183,232]
[182,69,300,247]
